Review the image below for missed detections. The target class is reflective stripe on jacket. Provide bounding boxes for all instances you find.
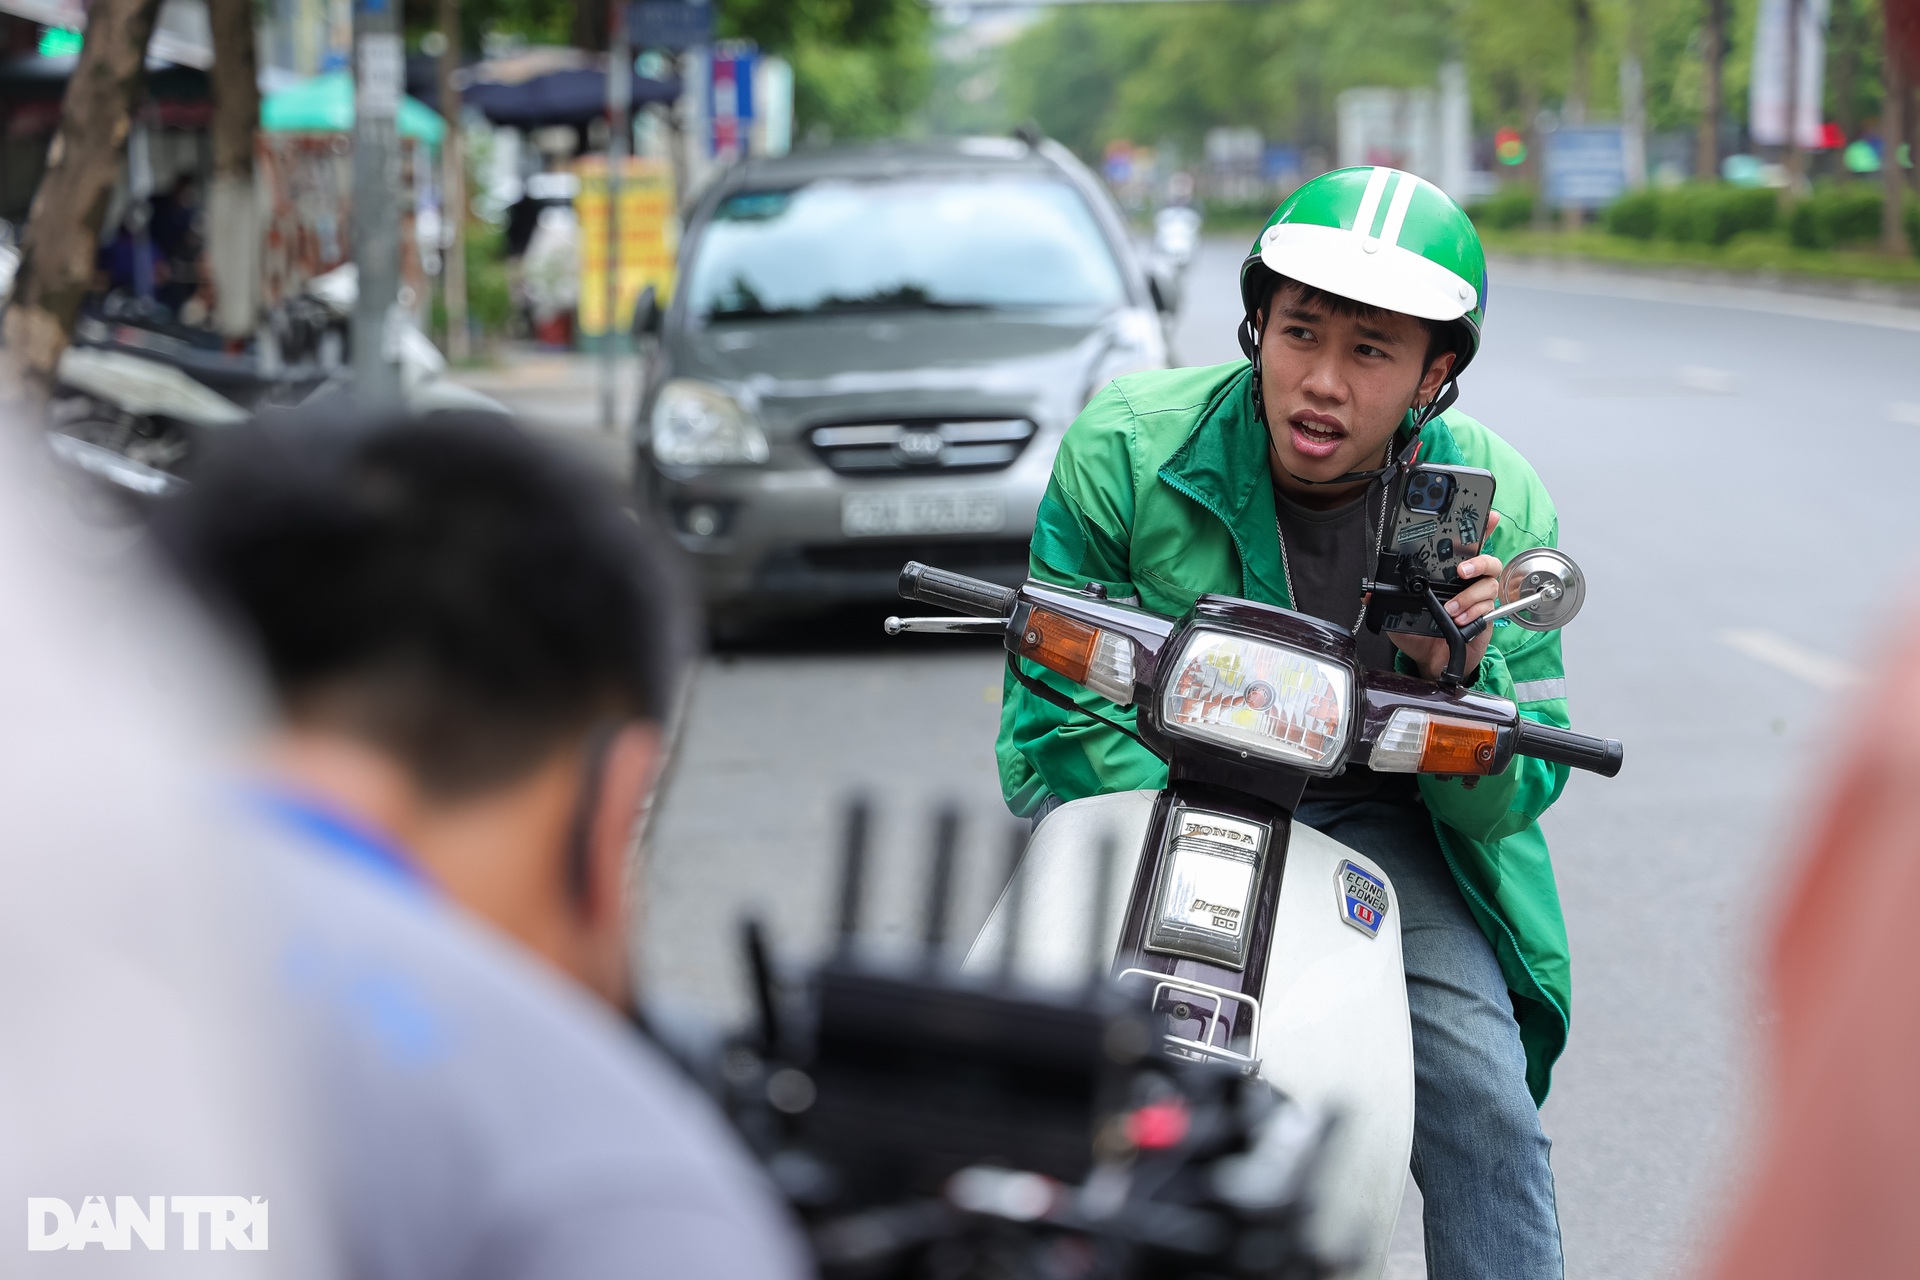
[995,360,1573,1104]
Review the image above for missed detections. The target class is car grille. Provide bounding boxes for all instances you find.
[808,419,1036,475]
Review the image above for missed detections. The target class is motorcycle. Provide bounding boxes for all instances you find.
[884,548,1620,1278]
[45,264,506,498]
[706,845,1345,1280]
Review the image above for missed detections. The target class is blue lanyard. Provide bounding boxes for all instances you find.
[246,786,432,897]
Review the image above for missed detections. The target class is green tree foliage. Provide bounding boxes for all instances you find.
[992,0,1895,169]
[999,1,1451,160]
[721,0,931,141]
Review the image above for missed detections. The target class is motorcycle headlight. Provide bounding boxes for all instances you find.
[1158,629,1353,773]
[650,379,769,467]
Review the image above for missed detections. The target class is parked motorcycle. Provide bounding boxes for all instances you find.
[885,550,1619,1278]
[46,264,505,497]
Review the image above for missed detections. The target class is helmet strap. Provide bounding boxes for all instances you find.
[1413,376,1459,427]
[1239,312,1267,426]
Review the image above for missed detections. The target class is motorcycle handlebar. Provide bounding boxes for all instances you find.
[898,561,1019,619]
[1513,719,1624,777]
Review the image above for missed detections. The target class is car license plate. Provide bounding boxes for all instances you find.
[842,490,1004,538]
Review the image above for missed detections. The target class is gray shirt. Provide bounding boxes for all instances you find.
[1273,482,1417,804]
[258,798,811,1280]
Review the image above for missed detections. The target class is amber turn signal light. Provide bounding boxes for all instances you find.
[1014,607,1098,685]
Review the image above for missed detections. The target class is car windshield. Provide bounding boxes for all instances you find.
[686,177,1128,321]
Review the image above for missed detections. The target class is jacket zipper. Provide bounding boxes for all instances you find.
[1157,468,1280,606]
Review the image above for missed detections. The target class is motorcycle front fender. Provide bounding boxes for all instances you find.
[964,790,1414,1280]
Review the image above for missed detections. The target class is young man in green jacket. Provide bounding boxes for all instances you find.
[997,167,1574,1278]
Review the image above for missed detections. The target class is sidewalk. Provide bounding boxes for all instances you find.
[448,344,641,480]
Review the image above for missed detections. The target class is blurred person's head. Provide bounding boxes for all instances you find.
[153,412,692,1008]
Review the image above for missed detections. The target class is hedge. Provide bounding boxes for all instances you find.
[1595,181,1920,256]
[1465,185,1535,231]
[1786,184,1890,249]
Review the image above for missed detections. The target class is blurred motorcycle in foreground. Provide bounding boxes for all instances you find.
[709,803,1343,1279]
[877,542,1619,1278]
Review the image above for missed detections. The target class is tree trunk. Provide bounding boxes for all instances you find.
[1830,0,1860,141]
[572,0,609,53]
[1700,0,1726,179]
[1524,81,1550,230]
[1566,0,1593,124]
[1889,9,1914,253]
[438,0,468,361]
[2,0,164,402]
[207,0,259,341]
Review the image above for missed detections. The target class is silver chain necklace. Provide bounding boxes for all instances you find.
[1274,439,1400,635]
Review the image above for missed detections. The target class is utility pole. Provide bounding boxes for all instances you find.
[351,0,403,405]
[437,0,468,362]
[206,0,259,342]
[1885,8,1912,256]
[602,5,631,435]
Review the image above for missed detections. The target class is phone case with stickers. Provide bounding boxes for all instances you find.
[1371,463,1496,638]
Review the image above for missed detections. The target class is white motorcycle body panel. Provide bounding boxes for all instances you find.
[56,347,249,426]
[965,790,1413,1280]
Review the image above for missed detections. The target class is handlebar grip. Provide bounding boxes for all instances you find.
[1513,720,1624,778]
[898,562,1019,619]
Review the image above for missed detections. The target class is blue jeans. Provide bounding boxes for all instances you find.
[1295,796,1564,1280]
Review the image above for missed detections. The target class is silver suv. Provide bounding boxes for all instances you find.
[635,136,1171,632]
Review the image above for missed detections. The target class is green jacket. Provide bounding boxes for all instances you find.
[996,361,1574,1104]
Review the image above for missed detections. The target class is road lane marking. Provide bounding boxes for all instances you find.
[1718,629,1862,691]
[1889,401,1920,426]
[1677,365,1737,394]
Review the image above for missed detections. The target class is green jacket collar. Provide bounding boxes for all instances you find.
[1157,365,1292,608]
[1157,366,1453,609]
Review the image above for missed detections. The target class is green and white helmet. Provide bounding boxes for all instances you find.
[1239,166,1488,376]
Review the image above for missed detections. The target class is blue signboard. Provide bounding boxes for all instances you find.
[630,1,713,50]
[1544,125,1628,210]
[1261,145,1302,181]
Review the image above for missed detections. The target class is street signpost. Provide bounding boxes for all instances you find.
[602,2,632,434]
[630,0,713,49]
[709,42,756,162]
[1544,125,1628,210]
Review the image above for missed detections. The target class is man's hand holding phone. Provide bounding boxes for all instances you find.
[1388,510,1503,682]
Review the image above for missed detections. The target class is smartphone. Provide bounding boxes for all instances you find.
[1369,463,1497,637]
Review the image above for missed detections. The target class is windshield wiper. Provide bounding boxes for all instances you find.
[704,283,1014,323]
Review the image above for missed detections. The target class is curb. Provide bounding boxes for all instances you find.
[1487,251,1920,312]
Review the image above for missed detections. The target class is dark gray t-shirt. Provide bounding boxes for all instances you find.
[1273,482,1418,804]
[258,805,811,1280]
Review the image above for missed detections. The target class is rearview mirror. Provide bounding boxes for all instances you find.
[1496,548,1585,631]
[1147,269,1179,315]
[631,284,661,338]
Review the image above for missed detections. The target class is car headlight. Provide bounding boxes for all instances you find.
[650,379,769,467]
[1158,629,1353,773]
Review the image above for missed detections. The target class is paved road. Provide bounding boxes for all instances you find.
[635,238,1920,1279]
